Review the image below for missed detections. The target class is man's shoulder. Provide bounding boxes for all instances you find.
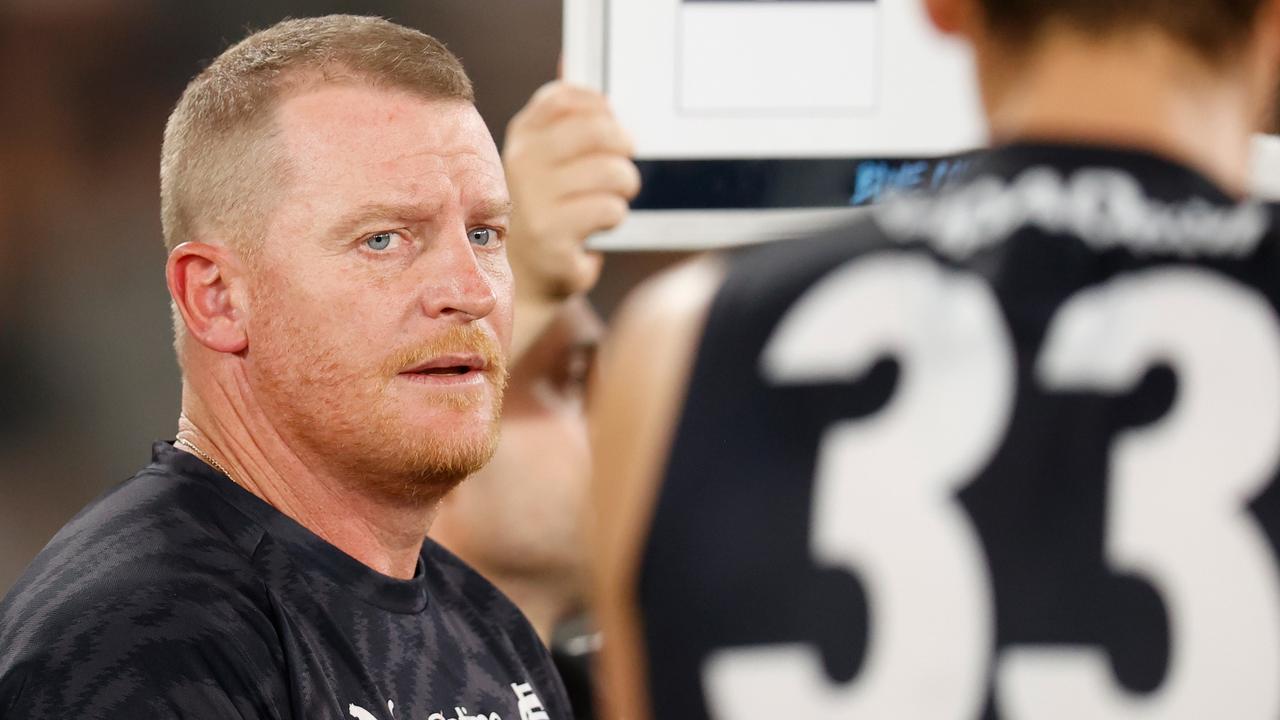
[0,462,283,717]
[0,562,285,719]
[422,538,537,633]
[422,540,560,667]
[0,463,276,686]
[420,539,571,713]
[5,462,264,593]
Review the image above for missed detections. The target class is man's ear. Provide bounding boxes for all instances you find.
[924,0,973,36]
[166,242,249,354]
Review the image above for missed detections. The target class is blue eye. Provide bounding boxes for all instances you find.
[468,227,495,247]
[365,232,395,251]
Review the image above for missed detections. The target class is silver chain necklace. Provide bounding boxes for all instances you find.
[175,435,241,487]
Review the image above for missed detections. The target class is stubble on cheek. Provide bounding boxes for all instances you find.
[244,274,512,503]
[374,324,511,497]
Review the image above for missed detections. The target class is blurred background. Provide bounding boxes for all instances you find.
[0,0,679,594]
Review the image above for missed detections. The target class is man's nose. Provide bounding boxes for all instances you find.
[416,230,499,320]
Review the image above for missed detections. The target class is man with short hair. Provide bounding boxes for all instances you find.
[593,0,1280,717]
[0,15,570,719]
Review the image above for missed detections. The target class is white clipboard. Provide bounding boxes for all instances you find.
[564,0,987,250]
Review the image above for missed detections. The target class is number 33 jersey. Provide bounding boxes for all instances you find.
[641,142,1280,719]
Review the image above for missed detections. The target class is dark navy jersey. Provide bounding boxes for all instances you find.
[641,143,1280,718]
[0,442,570,720]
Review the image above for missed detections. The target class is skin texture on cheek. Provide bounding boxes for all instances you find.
[242,258,508,506]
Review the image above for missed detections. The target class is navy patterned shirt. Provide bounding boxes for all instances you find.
[0,442,569,719]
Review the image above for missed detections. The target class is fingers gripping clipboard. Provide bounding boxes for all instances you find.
[564,0,987,251]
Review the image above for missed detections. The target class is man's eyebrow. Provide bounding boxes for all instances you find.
[473,198,514,220]
[329,199,513,239]
[329,202,436,238]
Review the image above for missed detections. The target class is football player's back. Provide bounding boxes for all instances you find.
[590,1,1280,718]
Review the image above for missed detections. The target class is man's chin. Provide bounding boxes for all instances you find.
[363,449,494,507]
[403,402,501,443]
[366,419,501,505]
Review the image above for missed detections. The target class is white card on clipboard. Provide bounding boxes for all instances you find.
[564,0,987,250]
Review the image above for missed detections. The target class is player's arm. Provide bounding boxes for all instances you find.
[504,81,640,364]
[589,256,726,720]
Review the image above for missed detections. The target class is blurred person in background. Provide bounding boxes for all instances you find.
[0,15,569,719]
[431,80,639,720]
[593,0,1280,717]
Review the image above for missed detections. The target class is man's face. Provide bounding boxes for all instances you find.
[243,84,513,501]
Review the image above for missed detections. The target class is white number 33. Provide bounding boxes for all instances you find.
[704,253,1280,719]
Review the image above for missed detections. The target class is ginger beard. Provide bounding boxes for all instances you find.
[244,268,509,506]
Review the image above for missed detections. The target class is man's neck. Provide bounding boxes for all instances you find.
[177,379,437,580]
[982,26,1257,196]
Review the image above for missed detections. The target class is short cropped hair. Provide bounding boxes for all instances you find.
[980,0,1265,62]
[159,15,474,254]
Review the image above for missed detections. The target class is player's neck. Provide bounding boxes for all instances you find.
[176,378,437,581]
[981,27,1257,196]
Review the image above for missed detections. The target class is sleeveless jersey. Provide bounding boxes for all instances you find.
[639,143,1280,718]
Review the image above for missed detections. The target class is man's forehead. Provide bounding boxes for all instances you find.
[258,83,507,240]
[274,83,500,173]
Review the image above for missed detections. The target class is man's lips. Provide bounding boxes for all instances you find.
[398,353,489,384]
